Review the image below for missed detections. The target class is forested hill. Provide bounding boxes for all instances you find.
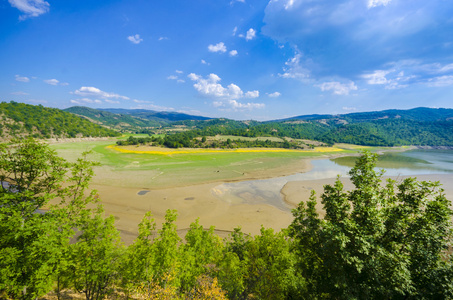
[170,107,453,147]
[0,101,120,139]
[64,106,211,132]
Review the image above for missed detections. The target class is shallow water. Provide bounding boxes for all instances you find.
[212,150,453,211]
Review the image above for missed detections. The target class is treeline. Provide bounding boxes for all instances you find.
[0,101,120,138]
[1,140,452,299]
[117,134,305,149]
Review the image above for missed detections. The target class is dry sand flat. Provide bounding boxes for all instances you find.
[94,182,294,245]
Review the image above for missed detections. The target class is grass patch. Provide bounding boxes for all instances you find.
[49,140,370,188]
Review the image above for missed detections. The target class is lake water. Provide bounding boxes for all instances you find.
[211,150,453,211]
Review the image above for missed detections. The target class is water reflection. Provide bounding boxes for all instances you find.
[212,150,453,211]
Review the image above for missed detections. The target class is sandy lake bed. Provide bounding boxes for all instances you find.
[48,140,453,244]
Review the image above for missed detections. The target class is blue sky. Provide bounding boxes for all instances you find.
[1,0,453,120]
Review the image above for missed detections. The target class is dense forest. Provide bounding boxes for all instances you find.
[0,102,119,139]
[1,139,452,299]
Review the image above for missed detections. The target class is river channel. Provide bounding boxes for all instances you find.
[212,150,453,212]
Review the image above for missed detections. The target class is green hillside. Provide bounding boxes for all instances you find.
[158,108,453,147]
[0,101,120,139]
[64,106,166,131]
[64,106,212,132]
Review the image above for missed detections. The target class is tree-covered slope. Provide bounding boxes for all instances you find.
[64,106,167,130]
[64,106,212,132]
[0,101,120,139]
[100,108,211,122]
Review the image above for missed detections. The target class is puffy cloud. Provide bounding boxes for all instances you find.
[267,92,281,98]
[8,0,49,20]
[208,42,227,53]
[127,34,143,44]
[44,79,59,85]
[229,50,238,57]
[245,90,259,98]
[246,28,256,41]
[73,86,130,100]
[316,81,358,95]
[188,73,263,110]
[15,75,30,82]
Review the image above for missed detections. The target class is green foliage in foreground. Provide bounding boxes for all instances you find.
[0,139,452,299]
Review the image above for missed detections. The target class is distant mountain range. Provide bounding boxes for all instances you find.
[273,107,453,123]
[63,106,210,131]
[1,102,452,147]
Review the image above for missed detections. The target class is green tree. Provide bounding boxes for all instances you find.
[0,139,100,299]
[290,151,453,299]
[179,219,223,294]
[69,209,124,300]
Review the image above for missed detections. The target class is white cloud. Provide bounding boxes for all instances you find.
[279,51,311,80]
[229,50,238,57]
[245,90,259,98]
[10,91,29,95]
[284,0,295,10]
[44,78,59,85]
[176,70,183,74]
[232,26,238,36]
[15,75,30,82]
[158,37,169,41]
[427,75,453,87]
[104,99,120,104]
[8,0,50,20]
[317,81,358,95]
[267,92,281,98]
[167,75,178,80]
[208,42,227,53]
[132,101,175,111]
[127,34,143,44]
[70,98,102,105]
[342,106,357,111]
[246,28,256,41]
[214,99,265,110]
[362,70,390,84]
[201,59,210,65]
[368,0,392,9]
[188,73,263,110]
[362,66,416,89]
[73,86,130,100]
